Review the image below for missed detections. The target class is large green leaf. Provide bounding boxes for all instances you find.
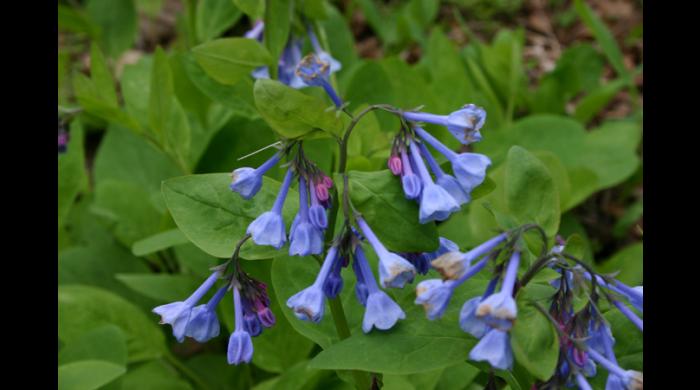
[116,360,193,390]
[120,55,153,128]
[86,0,137,57]
[115,274,203,303]
[346,170,439,253]
[58,325,128,366]
[504,146,560,237]
[253,79,344,139]
[162,173,298,259]
[196,0,242,42]
[132,229,188,256]
[88,42,117,106]
[149,47,191,170]
[58,360,126,390]
[192,38,272,85]
[580,120,641,188]
[233,0,264,19]
[58,285,166,362]
[510,303,560,381]
[595,242,643,286]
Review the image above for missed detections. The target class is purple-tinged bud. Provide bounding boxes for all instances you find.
[309,179,328,229]
[315,182,329,201]
[388,155,403,175]
[243,311,262,337]
[58,131,70,154]
[400,148,422,199]
[321,175,333,189]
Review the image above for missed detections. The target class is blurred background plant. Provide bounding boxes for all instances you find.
[58,1,642,389]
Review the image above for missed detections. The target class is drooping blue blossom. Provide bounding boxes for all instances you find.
[153,271,220,342]
[322,253,344,298]
[352,250,370,306]
[309,178,328,229]
[413,126,491,194]
[354,244,406,332]
[286,245,339,323]
[409,141,460,223]
[587,348,643,390]
[586,271,643,313]
[230,153,282,199]
[228,287,254,365]
[468,328,513,370]
[246,168,293,249]
[418,142,471,206]
[185,285,227,342]
[295,54,343,107]
[431,233,507,280]
[459,277,498,338]
[476,251,521,331]
[245,20,307,89]
[400,147,422,199]
[356,216,416,289]
[421,237,460,262]
[242,308,262,337]
[307,26,341,74]
[610,298,643,332]
[403,104,486,145]
[289,176,324,256]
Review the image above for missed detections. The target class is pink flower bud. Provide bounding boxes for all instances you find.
[315,183,329,201]
[321,175,333,188]
[388,155,403,175]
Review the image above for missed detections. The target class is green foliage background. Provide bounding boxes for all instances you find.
[58,0,642,389]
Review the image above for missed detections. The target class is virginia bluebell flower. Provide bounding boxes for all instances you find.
[413,126,491,194]
[476,251,520,331]
[289,176,324,256]
[354,244,406,332]
[252,40,306,88]
[610,298,643,332]
[246,168,293,249]
[356,216,416,288]
[228,287,254,365]
[409,141,460,223]
[400,147,422,199]
[587,348,643,390]
[431,233,507,280]
[153,271,220,342]
[403,104,486,144]
[459,277,498,338]
[587,272,643,313]
[421,237,460,262]
[388,154,403,175]
[242,309,262,337]
[286,245,339,322]
[418,142,471,205]
[307,27,341,74]
[295,54,343,107]
[230,153,282,199]
[308,178,328,229]
[244,20,264,40]
[468,328,513,370]
[322,253,344,298]
[185,285,227,342]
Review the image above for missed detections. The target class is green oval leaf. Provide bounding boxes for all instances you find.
[192,38,272,85]
[510,303,560,381]
[58,360,126,390]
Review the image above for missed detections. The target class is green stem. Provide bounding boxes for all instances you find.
[165,351,211,390]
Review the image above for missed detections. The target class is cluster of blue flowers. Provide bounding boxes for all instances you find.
[388,106,491,224]
[152,267,276,365]
[245,21,342,106]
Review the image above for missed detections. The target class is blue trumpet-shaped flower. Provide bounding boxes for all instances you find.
[413,126,491,194]
[459,278,498,338]
[476,251,521,331]
[352,251,370,306]
[230,153,282,199]
[354,245,406,332]
[575,372,594,390]
[289,176,324,256]
[228,287,254,365]
[587,348,643,390]
[409,141,460,223]
[421,237,460,262]
[185,285,227,342]
[404,104,486,145]
[468,328,513,370]
[415,279,457,320]
[286,246,339,323]
[418,142,471,205]
[247,168,294,249]
[153,271,220,342]
[356,217,416,288]
[323,254,344,298]
[307,27,341,74]
[400,147,422,199]
[431,233,507,280]
[295,54,343,107]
